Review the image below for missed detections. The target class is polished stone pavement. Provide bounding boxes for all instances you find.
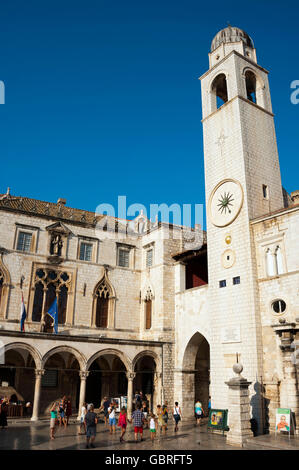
[0,420,238,450]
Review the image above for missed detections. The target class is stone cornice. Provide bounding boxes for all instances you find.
[0,328,172,347]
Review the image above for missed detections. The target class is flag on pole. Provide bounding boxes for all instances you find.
[20,293,27,332]
[47,297,58,334]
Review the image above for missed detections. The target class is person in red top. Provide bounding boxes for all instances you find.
[118,407,127,442]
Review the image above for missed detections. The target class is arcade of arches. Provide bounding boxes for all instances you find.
[0,344,162,421]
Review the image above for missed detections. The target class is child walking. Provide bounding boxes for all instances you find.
[118,407,127,442]
[108,404,116,434]
[149,413,157,442]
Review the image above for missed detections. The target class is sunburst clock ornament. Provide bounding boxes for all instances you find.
[217,192,234,214]
[208,179,243,227]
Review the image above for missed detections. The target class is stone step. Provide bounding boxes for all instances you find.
[244,435,299,450]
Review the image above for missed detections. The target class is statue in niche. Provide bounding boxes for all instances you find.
[50,234,63,256]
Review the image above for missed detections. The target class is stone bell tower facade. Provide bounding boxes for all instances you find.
[200,26,284,429]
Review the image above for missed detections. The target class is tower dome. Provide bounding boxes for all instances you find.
[211,26,254,52]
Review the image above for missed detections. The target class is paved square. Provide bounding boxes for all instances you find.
[0,420,239,451]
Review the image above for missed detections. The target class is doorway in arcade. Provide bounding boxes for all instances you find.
[86,354,127,408]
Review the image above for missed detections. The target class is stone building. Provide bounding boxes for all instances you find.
[0,26,298,433]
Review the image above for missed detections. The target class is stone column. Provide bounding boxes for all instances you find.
[154,372,162,409]
[31,369,45,421]
[274,324,299,433]
[126,372,135,420]
[225,363,252,447]
[77,371,89,421]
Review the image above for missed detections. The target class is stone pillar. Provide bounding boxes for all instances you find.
[77,371,89,421]
[225,363,252,447]
[31,369,45,421]
[154,372,162,409]
[274,324,299,433]
[263,377,280,433]
[126,372,135,420]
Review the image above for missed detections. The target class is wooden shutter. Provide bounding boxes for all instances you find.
[96,296,109,328]
[145,299,152,329]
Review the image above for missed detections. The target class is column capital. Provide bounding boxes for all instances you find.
[35,369,45,377]
[79,370,90,379]
[126,371,136,381]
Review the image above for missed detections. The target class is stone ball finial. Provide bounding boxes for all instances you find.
[233,362,243,376]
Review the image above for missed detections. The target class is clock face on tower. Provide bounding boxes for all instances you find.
[208,179,244,227]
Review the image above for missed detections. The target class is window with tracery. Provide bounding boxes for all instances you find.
[95,280,110,328]
[265,245,284,277]
[32,269,71,324]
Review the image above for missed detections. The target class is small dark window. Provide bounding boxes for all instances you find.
[263,185,268,199]
[118,248,130,267]
[219,280,226,288]
[146,249,153,267]
[272,300,286,314]
[79,242,92,261]
[42,370,58,388]
[17,231,32,252]
[233,276,240,285]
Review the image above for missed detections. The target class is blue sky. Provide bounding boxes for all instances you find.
[0,0,298,226]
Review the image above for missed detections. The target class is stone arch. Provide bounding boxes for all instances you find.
[181,332,210,418]
[132,349,161,373]
[86,348,131,372]
[4,342,42,369]
[209,71,229,112]
[41,345,86,370]
[242,66,266,107]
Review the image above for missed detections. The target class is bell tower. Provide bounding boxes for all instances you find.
[200,26,284,430]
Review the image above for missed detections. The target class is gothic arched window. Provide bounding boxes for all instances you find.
[93,273,115,329]
[31,269,71,327]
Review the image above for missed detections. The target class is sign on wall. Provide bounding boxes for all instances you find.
[208,409,229,433]
[221,325,241,344]
[275,408,291,434]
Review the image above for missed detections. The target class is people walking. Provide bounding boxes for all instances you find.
[161,405,168,435]
[0,398,8,429]
[50,401,58,440]
[65,397,72,425]
[108,403,116,434]
[100,396,110,426]
[84,404,98,449]
[173,401,182,432]
[130,404,145,442]
[195,399,204,426]
[118,406,127,442]
[156,405,163,437]
[78,401,87,435]
[142,401,149,428]
[59,396,67,427]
